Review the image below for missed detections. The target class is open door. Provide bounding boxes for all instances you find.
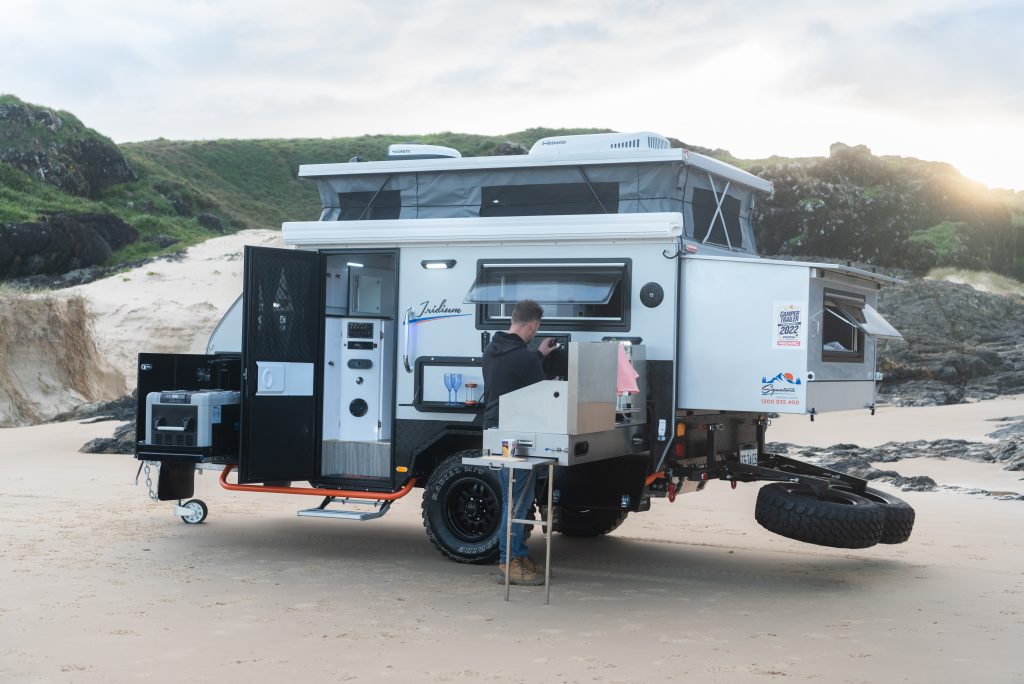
[240,246,323,483]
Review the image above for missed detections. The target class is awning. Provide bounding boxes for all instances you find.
[465,265,621,305]
[826,298,903,340]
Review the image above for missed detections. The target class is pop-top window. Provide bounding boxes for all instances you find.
[480,182,619,217]
[339,190,401,220]
[821,290,902,362]
[466,260,630,330]
[691,188,743,249]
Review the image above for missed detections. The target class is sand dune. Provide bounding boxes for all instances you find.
[70,229,283,389]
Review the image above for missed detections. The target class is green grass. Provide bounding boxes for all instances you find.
[908,221,965,258]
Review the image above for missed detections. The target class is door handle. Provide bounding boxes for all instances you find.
[402,309,413,373]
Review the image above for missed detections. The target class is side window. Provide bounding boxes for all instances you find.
[480,182,619,217]
[338,190,401,220]
[692,187,743,249]
[821,288,903,363]
[821,291,866,362]
[466,260,630,331]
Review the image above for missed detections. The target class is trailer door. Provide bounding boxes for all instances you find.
[240,246,323,483]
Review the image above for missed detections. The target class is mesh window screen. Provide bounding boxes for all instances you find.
[692,188,743,248]
[480,182,619,217]
[250,254,318,361]
[339,190,402,220]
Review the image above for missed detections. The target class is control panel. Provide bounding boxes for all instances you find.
[323,318,385,442]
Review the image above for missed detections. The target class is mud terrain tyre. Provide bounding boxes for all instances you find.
[422,451,532,564]
[554,507,629,537]
[834,485,915,544]
[755,483,884,549]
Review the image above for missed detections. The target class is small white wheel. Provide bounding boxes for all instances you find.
[179,499,208,524]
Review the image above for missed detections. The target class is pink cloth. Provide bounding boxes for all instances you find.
[616,343,640,395]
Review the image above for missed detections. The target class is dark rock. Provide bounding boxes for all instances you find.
[145,234,181,248]
[0,99,135,198]
[891,475,938,492]
[55,394,136,423]
[0,212,139,279]
[154,182,194,217]
[197,212,225,233]
[874,277,1024,405]
[79,422,135,454]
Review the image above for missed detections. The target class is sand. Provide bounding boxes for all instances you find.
[2,408,1023,683]
[768,396,1024,447]
[70,229,283,390]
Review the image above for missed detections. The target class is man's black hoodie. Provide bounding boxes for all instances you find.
[482,331,546,429]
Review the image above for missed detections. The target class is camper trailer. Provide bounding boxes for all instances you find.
[135,132,913,561]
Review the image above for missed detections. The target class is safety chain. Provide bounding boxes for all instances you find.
[143,461,159,501]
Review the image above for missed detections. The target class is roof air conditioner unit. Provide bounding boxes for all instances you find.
[387,144,462,160]
[529,132,671,156]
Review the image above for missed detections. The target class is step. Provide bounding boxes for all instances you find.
[297,501,391,521]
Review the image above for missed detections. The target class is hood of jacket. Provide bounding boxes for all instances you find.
[486,331,527,357]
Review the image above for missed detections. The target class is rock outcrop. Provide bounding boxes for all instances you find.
[876,278,1024,405]
[0,97,136,198]
[0,212,139,279]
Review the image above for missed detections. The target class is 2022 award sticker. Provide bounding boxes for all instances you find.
[772,301,805,351]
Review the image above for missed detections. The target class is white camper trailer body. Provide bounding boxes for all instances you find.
[136,132,911,560]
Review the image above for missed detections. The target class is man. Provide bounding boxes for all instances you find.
[482,299,559,586]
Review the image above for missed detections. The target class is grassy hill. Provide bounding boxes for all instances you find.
[1,94,1022,278]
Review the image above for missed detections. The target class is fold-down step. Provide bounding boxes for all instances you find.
[297,498,392,521]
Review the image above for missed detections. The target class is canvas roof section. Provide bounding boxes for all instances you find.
[299,147,773,194]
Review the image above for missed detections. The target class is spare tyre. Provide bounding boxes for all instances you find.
[755,483,884,549]
[833,485,915,544]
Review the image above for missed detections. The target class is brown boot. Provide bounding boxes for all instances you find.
[495,557,544,586]
[522,557,548,577]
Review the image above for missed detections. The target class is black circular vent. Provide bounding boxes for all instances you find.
[349,399,369,417]
[640,282,664,308]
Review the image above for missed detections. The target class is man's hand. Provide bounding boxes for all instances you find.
[537,337,560,357]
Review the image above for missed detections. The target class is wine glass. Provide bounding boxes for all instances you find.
[451,373,463,404]
[443,373,454,404]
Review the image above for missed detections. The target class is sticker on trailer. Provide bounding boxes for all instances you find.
[772,302,805,350]
[759,371,805,409]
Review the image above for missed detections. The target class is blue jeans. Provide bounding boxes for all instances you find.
[498,467,535,564]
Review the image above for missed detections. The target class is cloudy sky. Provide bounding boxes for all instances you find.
[2,0,1022,189]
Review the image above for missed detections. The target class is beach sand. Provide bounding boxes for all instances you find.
[2,404,1023,683]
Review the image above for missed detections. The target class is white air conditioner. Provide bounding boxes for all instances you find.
[529,132,671,156]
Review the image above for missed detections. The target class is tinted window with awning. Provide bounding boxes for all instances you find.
[467,260,630,330]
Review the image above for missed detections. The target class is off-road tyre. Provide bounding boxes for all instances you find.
[553,507,629,537]
[834,485,915,544]
[421,451,532,564]
[755,483,884,549]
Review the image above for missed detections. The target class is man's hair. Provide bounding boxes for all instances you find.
[511,299,543,325]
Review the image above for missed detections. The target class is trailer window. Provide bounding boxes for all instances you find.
[691,188,743,249]
[479,182,619,217]
[821,291,866,362]
[467,260,630,330]
[338,190,401,220]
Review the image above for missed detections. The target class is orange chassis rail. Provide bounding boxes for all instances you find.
[219,464,417,500]
[644,471,665,486]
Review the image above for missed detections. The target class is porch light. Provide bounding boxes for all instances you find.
[421,260,457,270]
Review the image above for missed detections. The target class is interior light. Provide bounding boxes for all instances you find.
[347,262,364,268]
[421,260,457,270]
